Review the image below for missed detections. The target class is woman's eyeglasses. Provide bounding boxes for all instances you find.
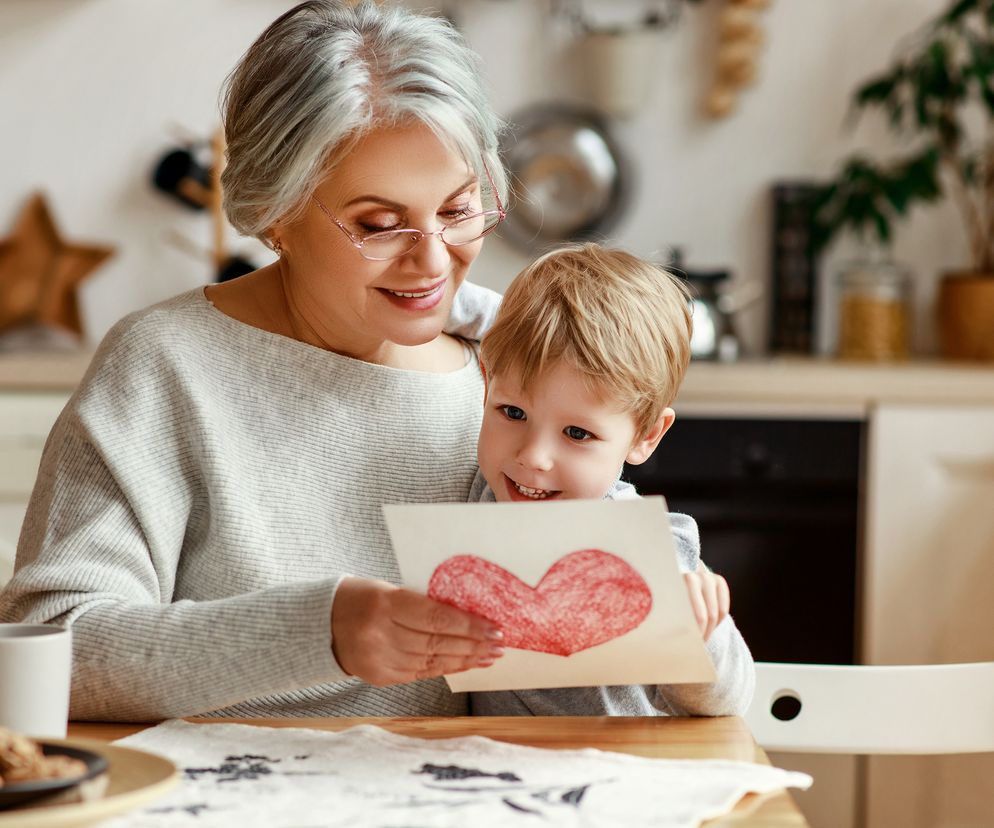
[312,166,506,262]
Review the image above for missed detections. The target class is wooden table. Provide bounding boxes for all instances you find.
[69,716,808,826]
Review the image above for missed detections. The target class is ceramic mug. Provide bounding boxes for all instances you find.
[0,624,72,738]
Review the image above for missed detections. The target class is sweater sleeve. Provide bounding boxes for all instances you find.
[471,510,755,717]
[0,329,352,721]
[445,281,502,342]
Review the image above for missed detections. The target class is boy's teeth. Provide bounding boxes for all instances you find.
[387,286,439,298]
[514,481,553,499]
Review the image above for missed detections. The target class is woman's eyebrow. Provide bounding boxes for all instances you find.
[342,177,478,210]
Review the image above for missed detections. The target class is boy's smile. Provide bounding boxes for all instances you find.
[477,362,671,503]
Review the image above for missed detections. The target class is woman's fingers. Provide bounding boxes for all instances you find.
[330,577,504,686]
[390,623,504,660]
[389,587,503,645]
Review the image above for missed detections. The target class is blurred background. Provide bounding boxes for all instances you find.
[2,3,993,828]
[0,0,972,356]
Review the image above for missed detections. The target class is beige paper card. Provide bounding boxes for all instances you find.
[383,497,716,693]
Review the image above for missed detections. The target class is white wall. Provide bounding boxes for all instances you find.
[0,0,963,355]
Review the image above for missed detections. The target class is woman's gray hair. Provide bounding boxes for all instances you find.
[220,0,506,243]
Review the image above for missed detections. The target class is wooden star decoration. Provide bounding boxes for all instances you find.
[0,193,114,338]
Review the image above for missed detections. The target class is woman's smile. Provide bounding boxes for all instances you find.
[378,277,448,311]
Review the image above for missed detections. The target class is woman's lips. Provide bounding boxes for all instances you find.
[379,279,446,311]
[502,474,561,502]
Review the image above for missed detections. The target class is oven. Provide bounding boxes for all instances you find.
[624,416,863,664]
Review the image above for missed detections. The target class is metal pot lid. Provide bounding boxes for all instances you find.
[498,104,629,252]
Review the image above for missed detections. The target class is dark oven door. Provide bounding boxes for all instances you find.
[624,417,862,664]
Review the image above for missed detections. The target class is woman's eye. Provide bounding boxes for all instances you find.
[440,205,474,222]
[358,221,401,235]
[565,425,593,441]
[500,405,526,421]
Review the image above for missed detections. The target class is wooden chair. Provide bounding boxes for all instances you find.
[746,661,994,754]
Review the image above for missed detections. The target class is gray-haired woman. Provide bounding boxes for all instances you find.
[0,1,508,720]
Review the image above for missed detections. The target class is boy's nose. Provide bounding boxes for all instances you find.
[515,437,554,472]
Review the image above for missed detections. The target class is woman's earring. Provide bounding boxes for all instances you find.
[271,238,283,257]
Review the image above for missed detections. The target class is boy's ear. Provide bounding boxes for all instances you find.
[626,408,676,465]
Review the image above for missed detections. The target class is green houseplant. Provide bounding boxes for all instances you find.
[813,0,994,359]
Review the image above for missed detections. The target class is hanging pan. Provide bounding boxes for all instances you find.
[498,103,631,252]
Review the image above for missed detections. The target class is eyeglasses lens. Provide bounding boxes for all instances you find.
[359,212,501,261]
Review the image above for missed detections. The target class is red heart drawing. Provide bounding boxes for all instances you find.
[427,549,652,656]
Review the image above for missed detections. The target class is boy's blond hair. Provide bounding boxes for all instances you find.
[480,242,693,438]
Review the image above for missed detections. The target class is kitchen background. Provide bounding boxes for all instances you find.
[2,3,993,828]
[0,0,970,357]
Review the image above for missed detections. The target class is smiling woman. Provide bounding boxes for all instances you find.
[209,122,496,367]
[0,1,511,721]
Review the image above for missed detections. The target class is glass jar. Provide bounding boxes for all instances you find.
[836,261,912,360]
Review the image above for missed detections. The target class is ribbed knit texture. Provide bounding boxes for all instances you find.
[0,285,498,721]
[468,476,756,717]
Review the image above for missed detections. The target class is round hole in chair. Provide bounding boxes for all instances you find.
[770,689,802,722]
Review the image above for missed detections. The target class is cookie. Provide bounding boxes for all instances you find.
[0,726,86,785]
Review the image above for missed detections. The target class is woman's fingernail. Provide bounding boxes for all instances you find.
[477,658,494,668]
[487,628,504,641]
[488,646,505,658]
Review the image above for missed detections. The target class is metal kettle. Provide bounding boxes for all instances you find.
[668,251,740,361]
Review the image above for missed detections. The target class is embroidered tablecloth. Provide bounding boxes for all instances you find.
[105,719,811,827]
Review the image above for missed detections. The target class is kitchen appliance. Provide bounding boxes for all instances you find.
[681,268,740,361]
[624,416,862,665]
[668,251,744,361]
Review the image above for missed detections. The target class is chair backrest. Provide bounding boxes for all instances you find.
[746,661,994,754]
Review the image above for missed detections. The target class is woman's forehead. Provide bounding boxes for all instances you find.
[321,123,477,207]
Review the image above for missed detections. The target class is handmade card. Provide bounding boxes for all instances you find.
[383,497,716,692]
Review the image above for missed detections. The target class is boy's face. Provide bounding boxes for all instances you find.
[477,361,671,502]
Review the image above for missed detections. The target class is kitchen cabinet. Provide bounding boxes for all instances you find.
[0,391,71,586]
[863,405,994,828]
[675,361,994,828]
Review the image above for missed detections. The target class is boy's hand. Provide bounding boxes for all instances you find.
[331,577,505,686]
[683,569,730,642]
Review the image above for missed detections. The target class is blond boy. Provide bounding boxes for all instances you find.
[469,243,755,716]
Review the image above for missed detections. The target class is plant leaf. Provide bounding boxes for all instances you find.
[941,0,978,26]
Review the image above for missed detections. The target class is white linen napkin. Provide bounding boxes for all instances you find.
[105,719,811,827]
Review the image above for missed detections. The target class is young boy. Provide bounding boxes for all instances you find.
[468,243,755,716]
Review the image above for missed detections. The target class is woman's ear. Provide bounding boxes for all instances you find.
[626,408,676,465]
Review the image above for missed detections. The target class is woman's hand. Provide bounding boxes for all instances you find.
[683,569,731,642]
[331,577,505,686]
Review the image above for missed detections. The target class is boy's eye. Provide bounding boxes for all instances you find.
[564,425,593,441]
[500,405,526,421]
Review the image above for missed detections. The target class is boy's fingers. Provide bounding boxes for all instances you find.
[700,574,720,641]
[716,574,731,617]
[684,573,709,637]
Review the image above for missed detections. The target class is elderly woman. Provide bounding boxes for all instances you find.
[0,1,508,720]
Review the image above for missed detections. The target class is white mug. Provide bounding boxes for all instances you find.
[0,624,72,738]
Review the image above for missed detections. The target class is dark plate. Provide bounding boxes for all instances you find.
[0,744,108,811]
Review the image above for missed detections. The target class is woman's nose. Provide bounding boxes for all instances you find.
[402,230,448,278]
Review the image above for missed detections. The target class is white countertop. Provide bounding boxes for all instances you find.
[676,358,994,418]
[3,351,994,415]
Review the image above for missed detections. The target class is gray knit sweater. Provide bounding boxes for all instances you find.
[0,285,498,721]
[467,475,755,716]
